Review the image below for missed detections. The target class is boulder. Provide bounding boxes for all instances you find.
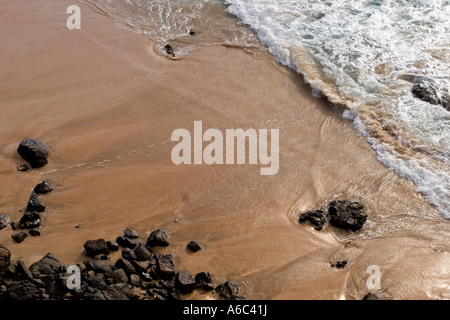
[123,228,139,239]
[133,243,153,261]
[130,274,141,286]
[147,229,170,247]
[0,213,10,230]
[114,258,136,275]
[11,231,28,243]
[299,210,327,231]
[411,77,450,111]
[83,259,114,276]
[187,241,202,253]
[17,138,50,168]
[15,260,34,281]
[34,181,53,194]
[215,281,243,300]
[19,211,41,229]
[28,229,41,236]
[26,194,45,212]
[29,253,64,279]
[175,270,196,294]
[112,269,128,284]
[121,248,137,261]
[83,239,110,257]
[328,200,367,232]
[0,245,11,281]
[116,236,137,249]
[195,272,214,291]
[155,253,175,279]
[5,280,40,300]
[106,241,119,251]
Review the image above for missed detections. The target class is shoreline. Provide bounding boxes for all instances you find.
[1,0,449,300]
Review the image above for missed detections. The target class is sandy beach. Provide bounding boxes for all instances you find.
[0,0,449,300]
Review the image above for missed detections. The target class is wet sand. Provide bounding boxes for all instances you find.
[0,0,449,299]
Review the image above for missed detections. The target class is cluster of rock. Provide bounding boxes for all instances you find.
[0,138,245,300]
[7,181,53,244]
[0,227,245,300]
[1,139,53,242]
[299,200,367,232]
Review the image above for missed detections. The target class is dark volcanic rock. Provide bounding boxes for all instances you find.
[19,211,41,229]
[28,229,41,236]
[187,241,202,253]
[15,260,34,281]
[195,272,214,291]
[175,270,196,294]
[155,253,175,279]
[11,231,28,243]
[34,181,53,194]
[29,253,65,297]
[328,200,367,232]
[164,44,174,56]
[411,77,450,111]
[123,228,139,239]
[363,292,380,300]
[5,280,40,300]
[10,222,21,230]
[215,281,243,300]
[29,253,64,278]
[17,164,30,172]
[133,243,153,261]
[106,241,119,251]
[26,194,45,212]
[0,213,10,230]
[0,245,11,281]
[121,248,137,261]
[114,258,136,275]
[116,236,137,249]
[331,261,347,269]
[17,138,50,168]
[112,269,128,284]
[147,228,170,247]
[130,274,141,286]
[83,259,114,276]
[299,210,327,231]
[83,239,110,257]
